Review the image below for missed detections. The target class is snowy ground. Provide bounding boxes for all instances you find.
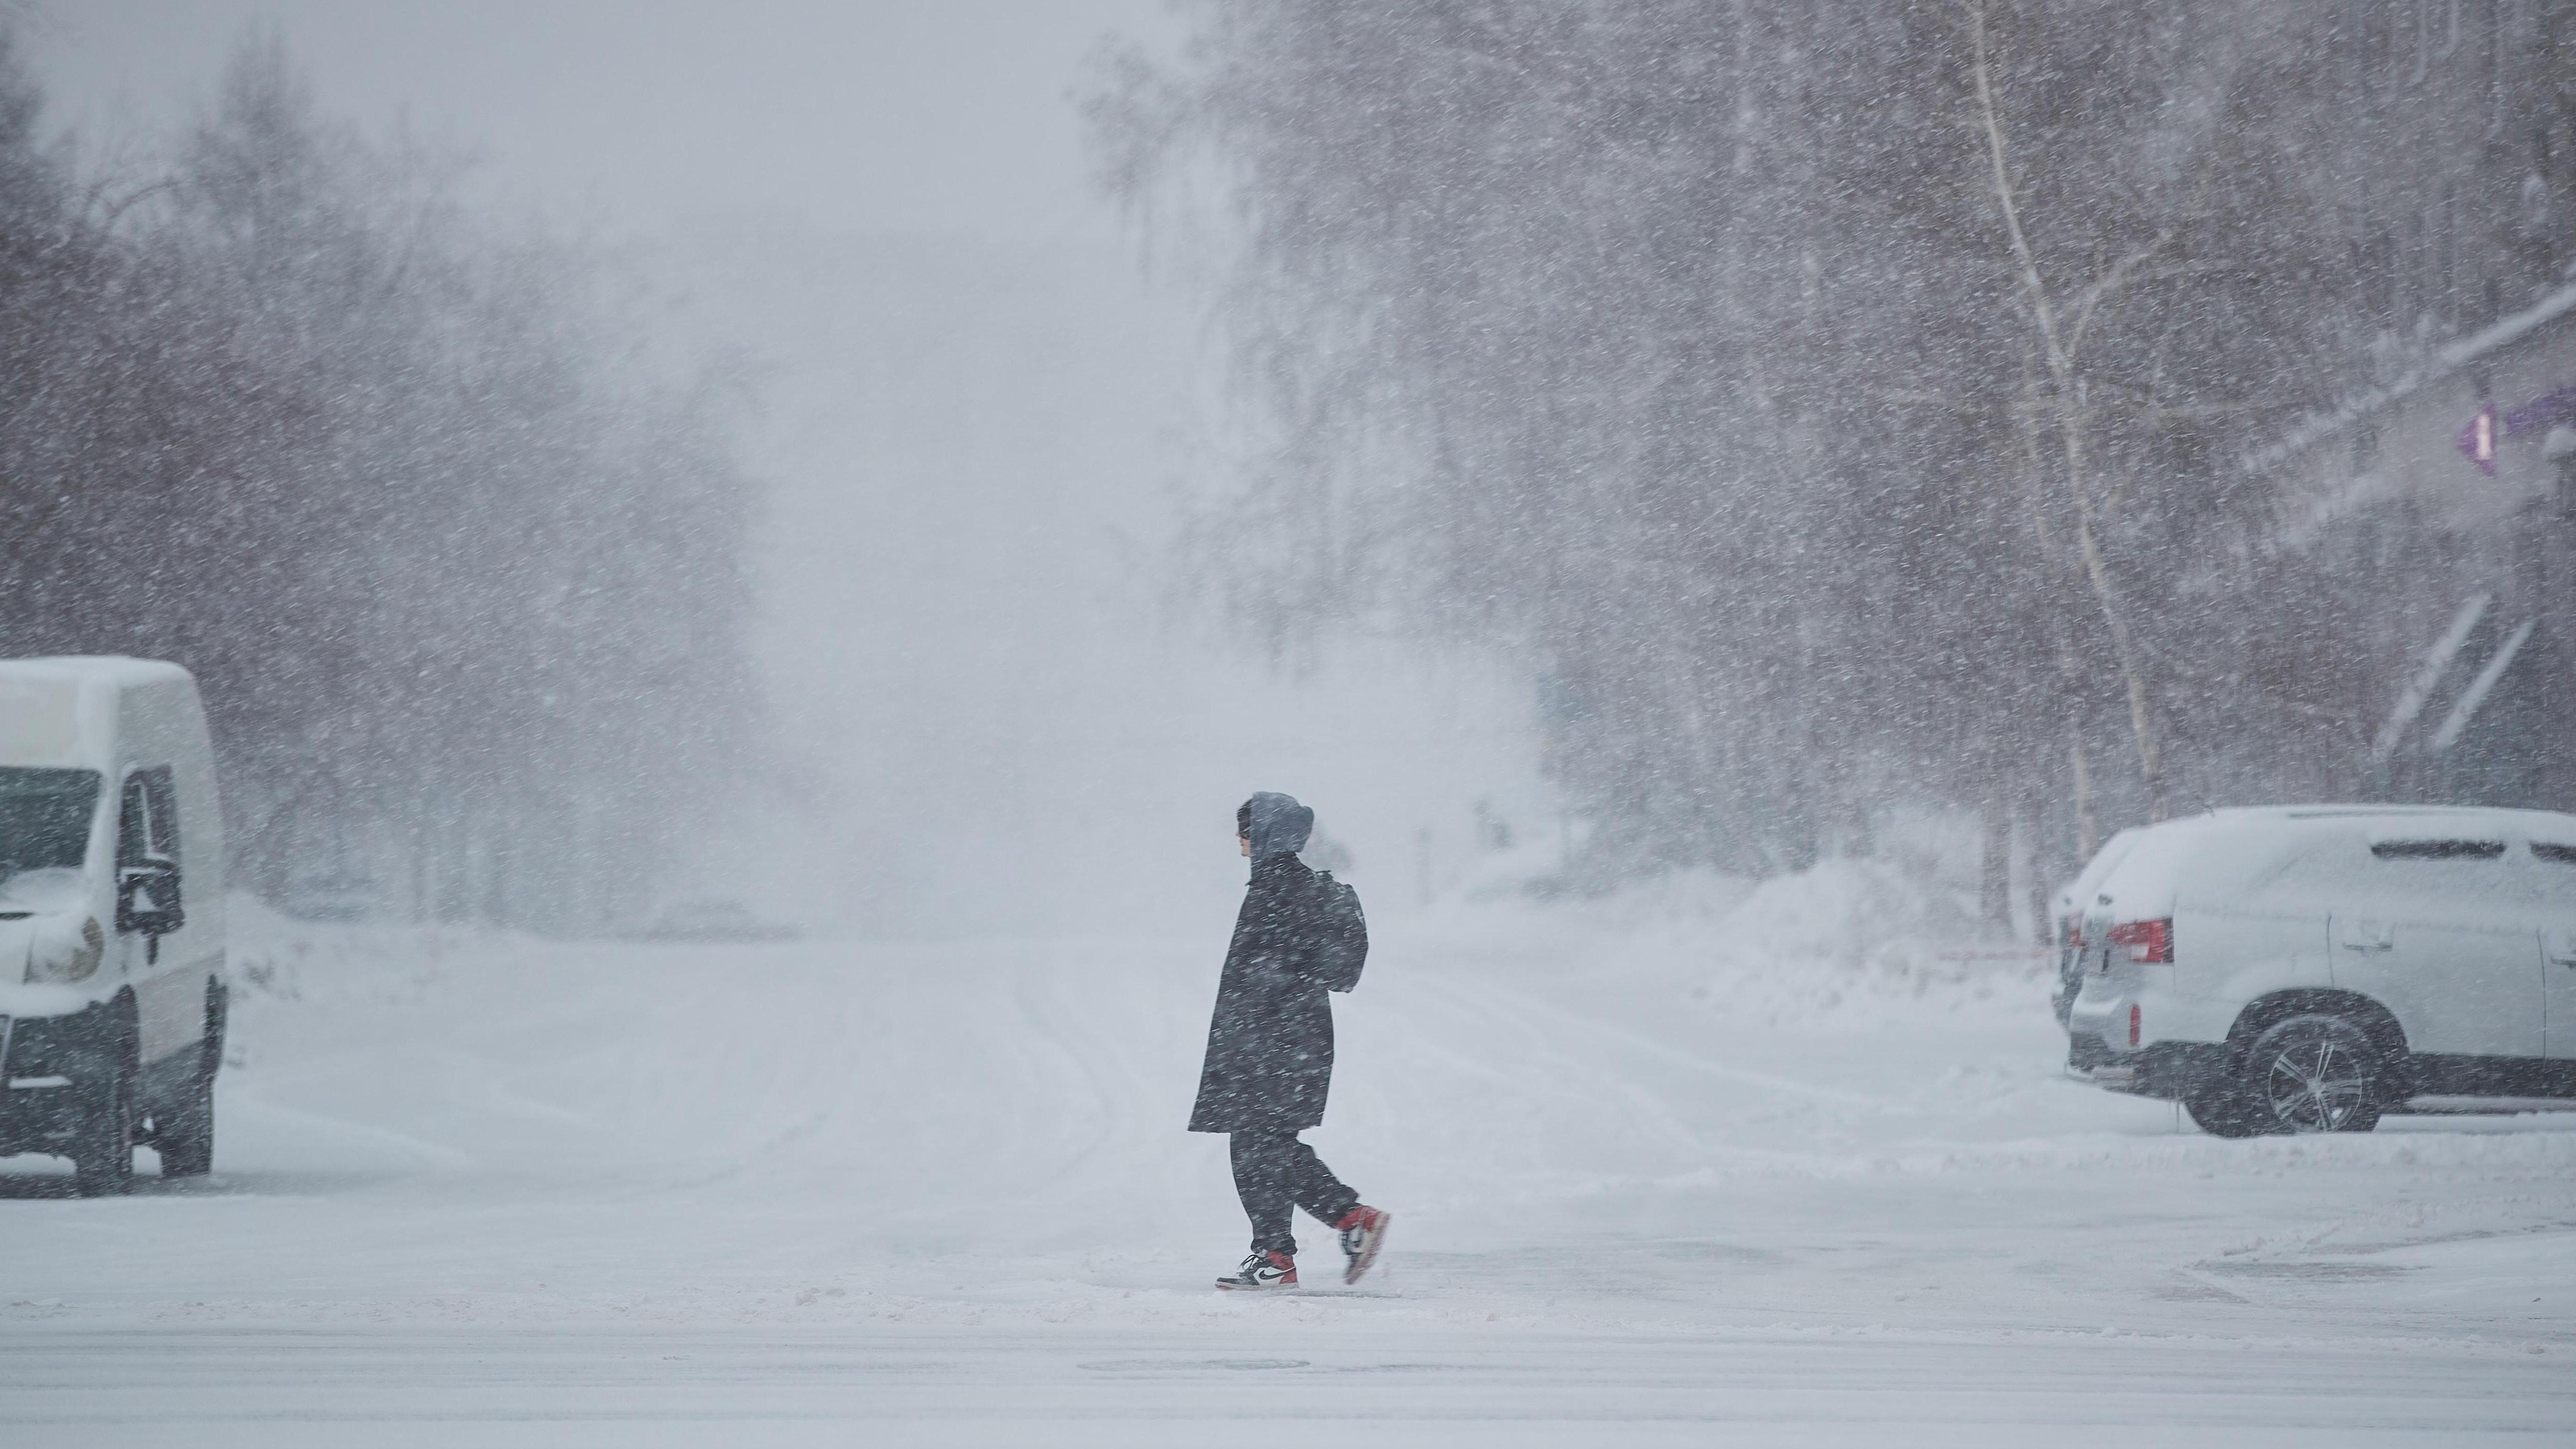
[4,877,2573,1445]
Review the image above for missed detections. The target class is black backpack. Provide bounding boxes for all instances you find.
[1310,871,1369,992]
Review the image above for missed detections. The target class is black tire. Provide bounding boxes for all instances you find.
[155,1059,215,1178]
[155,981,224,1178]
[2184,1077,2268,1138]
[2237,1013,2386,1135]
[72,1045,137,1197]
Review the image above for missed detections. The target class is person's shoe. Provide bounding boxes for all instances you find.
[1214,1249,1297,1291]
[1333,1205,1392,1284]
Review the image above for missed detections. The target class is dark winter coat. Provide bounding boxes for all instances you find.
[1188,795,1347,1133]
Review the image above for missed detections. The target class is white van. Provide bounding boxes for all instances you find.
[2065,806,2576,1135]
[0,658,227,1193]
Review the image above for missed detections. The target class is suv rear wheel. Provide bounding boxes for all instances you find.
[2183,1076,2267,1137]
[2212,1013,2386,1136]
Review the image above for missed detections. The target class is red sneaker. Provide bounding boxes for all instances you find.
[1214,1249,1297,1291]
[1333,1205,1392,1284]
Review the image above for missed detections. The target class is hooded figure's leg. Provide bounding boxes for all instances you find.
[1273,1134,1360,1229]
[1229,1130,1298,1255]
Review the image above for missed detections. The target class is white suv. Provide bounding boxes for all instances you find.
[2064,806,2576,1135]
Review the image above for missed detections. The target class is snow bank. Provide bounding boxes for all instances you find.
[1413,856,2046,1030]
[220,893,550,1068]
[1681,859,2044,1027]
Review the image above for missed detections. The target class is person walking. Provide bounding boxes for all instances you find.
[1191,791,1392,1291]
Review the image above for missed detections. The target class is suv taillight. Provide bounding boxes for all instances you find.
[2106,918,2172,964]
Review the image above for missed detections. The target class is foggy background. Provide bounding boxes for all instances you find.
[19,2,2571,943]
[25,0,1552,939]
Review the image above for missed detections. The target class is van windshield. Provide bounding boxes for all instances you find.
[0,767,101,885]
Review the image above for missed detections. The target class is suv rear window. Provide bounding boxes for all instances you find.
[2370,840,2505,860]
[2535,843,2576,866]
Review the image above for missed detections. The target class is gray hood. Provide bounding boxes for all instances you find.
[1244,791,1314,863]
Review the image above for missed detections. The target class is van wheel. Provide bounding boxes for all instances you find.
[156,984,224,1178]
[156,1053,216,1178]
[72,1052,137,1197]
[2244,1014,2384,1134]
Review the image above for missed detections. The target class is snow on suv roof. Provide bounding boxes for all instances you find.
[2083,804,2576,918]
[2207,803,2566,822]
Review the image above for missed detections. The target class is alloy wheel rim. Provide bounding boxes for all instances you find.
[2264,1035,2366,1131]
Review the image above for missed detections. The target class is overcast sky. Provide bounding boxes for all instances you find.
[30,0,1174,242]
[22,0,1550,932]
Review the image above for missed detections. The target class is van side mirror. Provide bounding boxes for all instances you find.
[117,857,185,936]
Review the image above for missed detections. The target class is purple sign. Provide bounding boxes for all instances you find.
[2458,403,2497,474]
[2505,382,2576,436]
[2459,381,2576,474]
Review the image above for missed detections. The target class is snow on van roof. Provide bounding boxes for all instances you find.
[0,656,193,687]
[0,657,196,769]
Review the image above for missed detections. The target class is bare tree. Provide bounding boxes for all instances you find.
[1098,0,2567,883]
[0,25,763,928]
[1960,0,2169,820]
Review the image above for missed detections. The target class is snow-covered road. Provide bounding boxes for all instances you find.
[4,893,2573,1444]
[12,1324,2571,1447]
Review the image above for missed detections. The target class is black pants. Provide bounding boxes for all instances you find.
[1230,1129,1359,1255]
